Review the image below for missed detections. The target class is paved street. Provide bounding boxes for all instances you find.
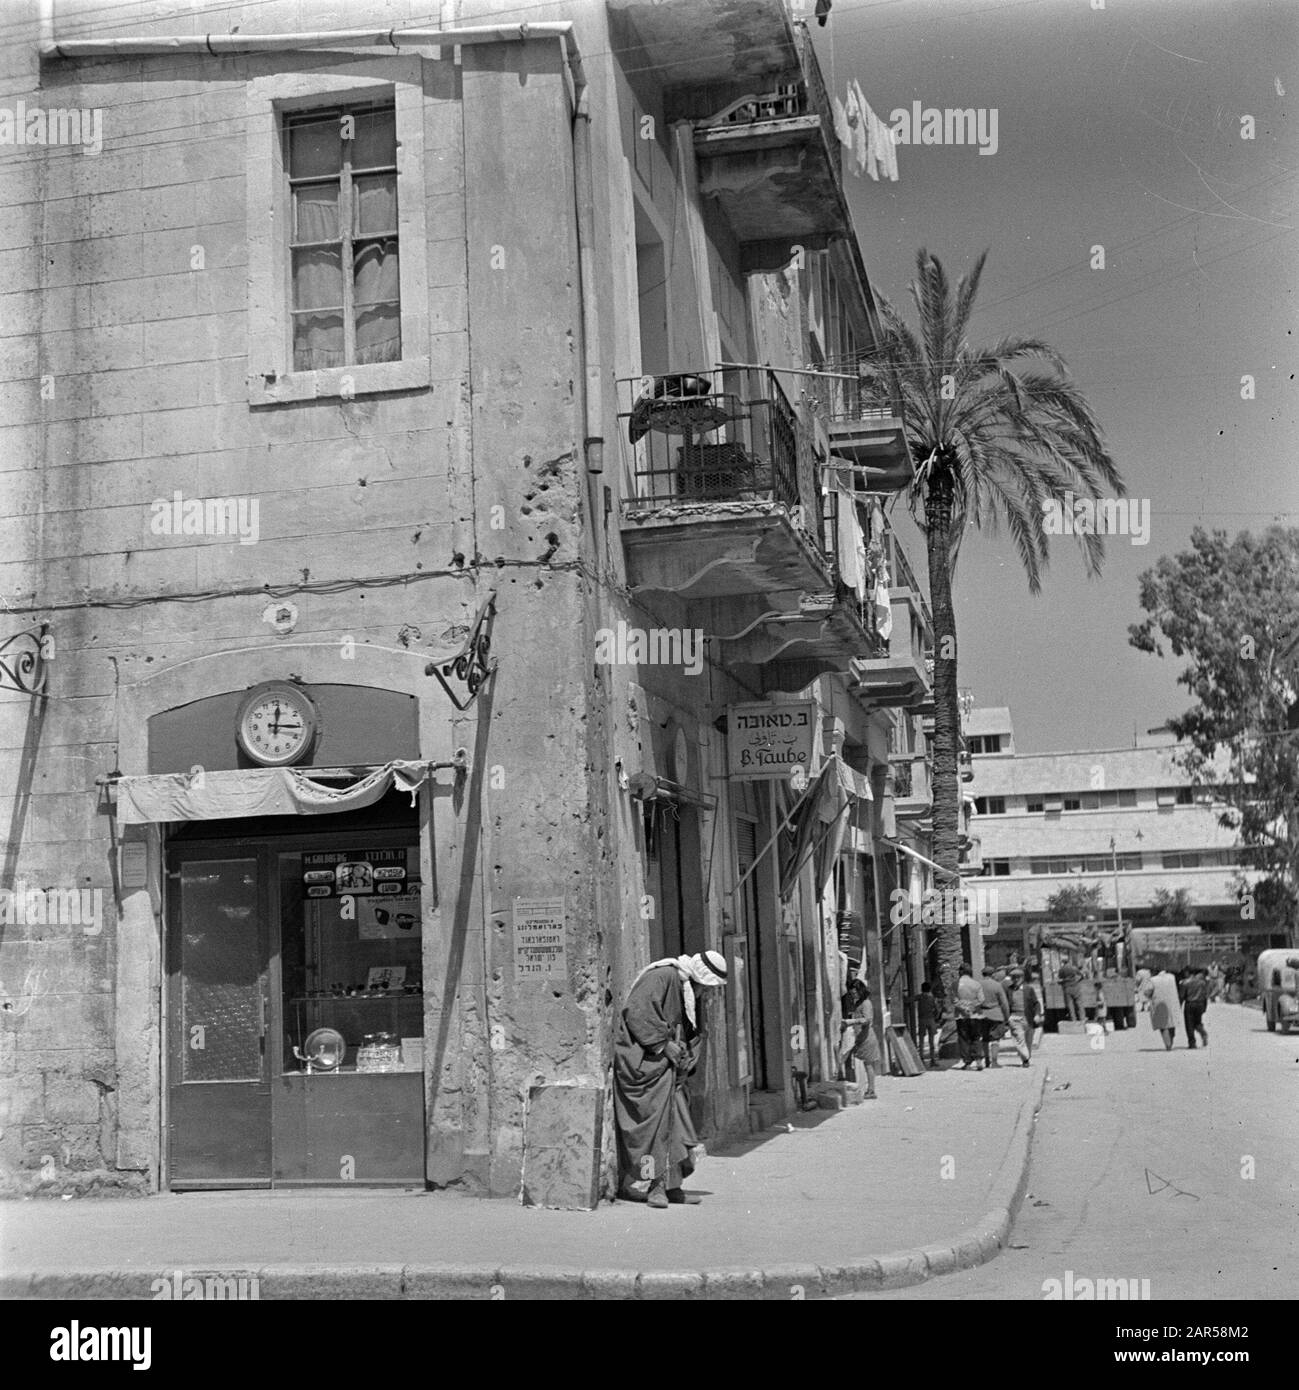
[845,1002,1298,1299]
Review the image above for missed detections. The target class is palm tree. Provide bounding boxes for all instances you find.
[861,249,1124,1005]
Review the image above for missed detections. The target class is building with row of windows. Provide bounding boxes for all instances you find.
[1,0,947,1200]
[964,707,1278,957]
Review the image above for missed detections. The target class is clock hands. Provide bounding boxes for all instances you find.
[265,700,304,738]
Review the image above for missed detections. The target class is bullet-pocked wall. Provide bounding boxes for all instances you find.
[0,0,620,1197]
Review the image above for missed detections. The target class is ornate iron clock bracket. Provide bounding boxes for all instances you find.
[426,589,497,711]
[0,624,51,697]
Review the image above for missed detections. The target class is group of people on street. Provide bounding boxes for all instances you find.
[954,962,1039,1070]
[1137,961,1212,1051]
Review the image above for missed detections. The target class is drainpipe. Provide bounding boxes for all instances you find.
[571,89,603,475]
[39,22,587,98]
[37,0,56,56]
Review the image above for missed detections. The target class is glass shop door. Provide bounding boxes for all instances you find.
[165,846,273,1187]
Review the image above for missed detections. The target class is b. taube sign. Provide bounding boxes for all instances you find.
[728,700,816,781]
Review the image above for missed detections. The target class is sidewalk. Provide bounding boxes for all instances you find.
[1,1056,1048,1300]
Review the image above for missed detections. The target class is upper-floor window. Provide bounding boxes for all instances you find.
[286,103,400,372]
[974,796,1006,815]
[967,734,1004,755]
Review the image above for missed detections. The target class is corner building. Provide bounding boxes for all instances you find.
[0,0,932,1200]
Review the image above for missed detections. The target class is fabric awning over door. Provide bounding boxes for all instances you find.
[112,759,431,826]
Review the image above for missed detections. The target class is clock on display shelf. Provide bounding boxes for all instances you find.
[236,681,320,767]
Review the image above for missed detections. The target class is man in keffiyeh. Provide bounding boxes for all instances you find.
[613,950,727,1207]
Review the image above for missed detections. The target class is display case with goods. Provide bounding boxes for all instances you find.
[282,846,425,1075]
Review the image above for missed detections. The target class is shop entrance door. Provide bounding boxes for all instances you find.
[165,814,424,1189]
[165,847,272,1186]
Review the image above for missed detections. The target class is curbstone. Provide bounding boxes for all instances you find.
[22,1269,161,1300]
[760,1263,823,1300]
[876,1249,930,1289]
[638,1270,704,1300]
[580,1268,639,1299]
[256,1263,403,1299]
[918,1244,958,1277]
[700,1268,764,1299]
[498,1267,588,1300]
[402,1264,502,1299]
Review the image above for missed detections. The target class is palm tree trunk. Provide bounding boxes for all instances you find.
[925,460,964,1004]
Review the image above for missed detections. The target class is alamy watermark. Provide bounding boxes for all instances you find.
[888,885,999,932]
[1,100,103,154]
[150,1269,260,1300]
[889,102,999,156]
[150,491,260,545]
[0,883,102,934]
[595,621,705,677]
[1042,1270,1151,1300]
[1041,492,1150,545]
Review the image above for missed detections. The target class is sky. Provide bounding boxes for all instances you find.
[815,0,1299,754]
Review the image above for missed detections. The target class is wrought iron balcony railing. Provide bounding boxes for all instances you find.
[619,366,826,532]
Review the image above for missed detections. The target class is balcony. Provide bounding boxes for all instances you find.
[848,515,933,709]
[805,377,913,491]
[889,753,932,819]
[607,0,799,89]
[688,24,851,271]
[620,367,832,601]
[619,367,880,689]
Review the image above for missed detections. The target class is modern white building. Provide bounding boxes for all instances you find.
[965,709,1275,948]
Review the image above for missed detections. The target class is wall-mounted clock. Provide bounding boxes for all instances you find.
[236,681,320,767]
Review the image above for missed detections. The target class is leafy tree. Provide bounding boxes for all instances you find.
[1044,883,1103,923]
[1129,526,1299,945]
[860,250,1123,1000]
[1151,887,1195,926]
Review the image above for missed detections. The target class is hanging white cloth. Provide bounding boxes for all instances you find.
[112,759,431,826]
[835,485,867,603]
[833,94,852,149]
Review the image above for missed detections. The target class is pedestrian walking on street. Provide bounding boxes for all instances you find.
[917,980,941,1068]
[980,965,1011,1067]
[1143,967,1179,1051]
[839,973,880,1098]
[1005,966,1035,1065]
[1181,967,1210,1049]
[1135,963,1152,1013]
[1057,954,1085,1021]
[955,962,985,1070]
[613,950,727,1208]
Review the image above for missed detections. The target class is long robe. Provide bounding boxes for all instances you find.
[613,965,702,1199]
[1145,971,1180,1032]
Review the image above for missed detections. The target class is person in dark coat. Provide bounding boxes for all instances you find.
[979,965,1011,1067]
[1181,967,1209,1049]
[613,950,727,1208]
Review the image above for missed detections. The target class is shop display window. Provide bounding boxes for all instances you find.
[279,846,423,1074]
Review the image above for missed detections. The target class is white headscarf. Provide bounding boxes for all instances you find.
[630,952,726,1028]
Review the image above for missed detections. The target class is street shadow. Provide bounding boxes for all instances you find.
[708,1105,840,1161]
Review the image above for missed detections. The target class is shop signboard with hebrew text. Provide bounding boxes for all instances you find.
[727,700,816,781]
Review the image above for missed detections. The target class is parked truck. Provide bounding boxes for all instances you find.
[1029,921,1136,1030]
[1257,949,1299,1032]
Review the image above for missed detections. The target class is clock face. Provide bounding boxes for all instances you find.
[236,684,318,767]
